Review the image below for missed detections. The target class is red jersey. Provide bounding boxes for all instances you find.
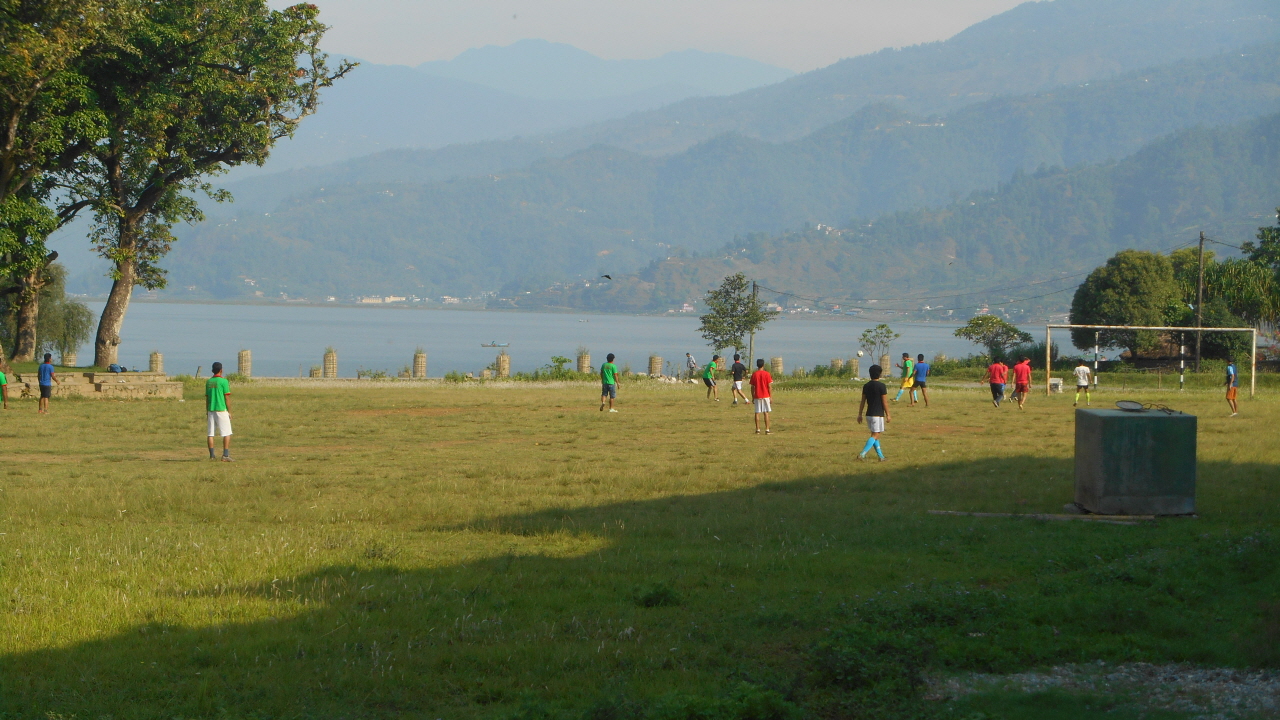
[750,369,772,399]
[1012,361,1032,385]
[988,362,1008,384]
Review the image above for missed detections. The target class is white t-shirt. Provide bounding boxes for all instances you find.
[1074,366,1091,386]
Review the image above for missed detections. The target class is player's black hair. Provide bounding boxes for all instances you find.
[756,358,765,368]
[43,353,51,362]
[212,361,223,374]
[606,353,615,362]
[869,364,883,379]
[917,354,925,361]
[712,354,719,361]
[733,354,740,360]
[902,352,909,358]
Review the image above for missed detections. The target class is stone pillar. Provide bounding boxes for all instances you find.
[323,348,337,378]
[61,352,77,367]
[830,357,843,373]
[771,357,784,376]
[879,354,891,374]
[576,351,591,373]
[309,366,321,378]
[149,351,163,373]
[413,350,427,379]
[648,355,663,377]
[237,349,251,378]
[496,351,510,378]
[848,358,859,377]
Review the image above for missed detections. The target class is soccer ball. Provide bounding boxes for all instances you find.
[856,350,864,357]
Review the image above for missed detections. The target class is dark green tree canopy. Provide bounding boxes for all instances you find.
[953,315,1033,357]
[1069,250,1177,354]
[698,272,777,352]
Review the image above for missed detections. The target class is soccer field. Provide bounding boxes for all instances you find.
[1,380,1276,718]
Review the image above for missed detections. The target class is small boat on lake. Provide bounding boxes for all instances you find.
[480,341,510,348]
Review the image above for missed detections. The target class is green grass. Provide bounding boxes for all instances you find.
[0,380,1275,718]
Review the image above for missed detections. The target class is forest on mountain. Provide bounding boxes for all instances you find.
[162,45,1280,302]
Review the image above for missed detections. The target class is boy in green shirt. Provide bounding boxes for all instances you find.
[206,361,233,461]
[0,368,8,409]
[600,353,619,412]
[703,355,720,401]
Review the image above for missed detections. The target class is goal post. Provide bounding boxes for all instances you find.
[1043,324,1258,398]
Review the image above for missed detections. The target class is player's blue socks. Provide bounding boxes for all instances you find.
[860,436,877,457]
[893,388,904,401]
[873,438,884,459]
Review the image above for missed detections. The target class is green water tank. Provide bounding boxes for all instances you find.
[1074,408,1197,515]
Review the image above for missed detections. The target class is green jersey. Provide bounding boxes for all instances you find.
[0,370,7,386]
[702,361,718,379]
[206,376,230,412]
[901,359,914,379]
[600,362,618,385]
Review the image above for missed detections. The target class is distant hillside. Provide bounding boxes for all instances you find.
[215,0,1280,212]
[509,113,1280,316]
[157,44,1280,301]
[416,40,794,100]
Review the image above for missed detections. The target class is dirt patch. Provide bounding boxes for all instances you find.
[1,453,71,464]
[346,407,464,418]
[915,425,981,435]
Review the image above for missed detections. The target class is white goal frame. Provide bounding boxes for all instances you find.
[1044,324,1258,398]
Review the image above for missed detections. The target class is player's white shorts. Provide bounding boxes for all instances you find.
[733,380,743,390]
[754,398,771,413]
[866,416,885,433]
[207,411,232,437]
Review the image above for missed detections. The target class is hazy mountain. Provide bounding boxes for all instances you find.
[213,0,1280,212]
[152,46,1280,302]
[416,40,795,100]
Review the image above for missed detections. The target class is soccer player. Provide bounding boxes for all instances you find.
[37,353,59,414]
[857,364,890,461]
[1011,356,1033,410]
[685,353,697,380]
[0,365,8,409]
[703,355,720,401]
[1073,359,1092,407]
[1225,360,1238,416]
[729,354,749,405]
[892,352,915,403]
[983,358,1008,408]
[600,353,619,412]
[206,361,233,461]
[913,353,931,408]
[750,358,772,434]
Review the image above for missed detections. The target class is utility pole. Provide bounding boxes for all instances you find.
[748,280,757,366]
[1195,231,1205,373]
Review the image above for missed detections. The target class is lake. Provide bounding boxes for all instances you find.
[83,302,1007,377]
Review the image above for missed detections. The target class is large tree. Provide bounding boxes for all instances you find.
[698,273,777,354]
[1069,250,1177,356]
[953,315,1033,359]
[61,0,351,366]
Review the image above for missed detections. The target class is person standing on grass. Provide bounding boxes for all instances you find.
[1225,360,1238,417]
[730,354,749,405]
[857,364,890,461]
[1073,359,1092,407]
[37,353,59,414]
[685,353,697,381]
[206,361,233,461]
[750,358,773,434]
[0,366,8,409]
[892,352,915,403]
[1011,356,1033,409]
[912,353,931,407]
[703,355,720,401]
[600,353,619,412]
[984,358,1008,408]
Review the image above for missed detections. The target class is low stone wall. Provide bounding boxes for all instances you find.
[12,370,183,400]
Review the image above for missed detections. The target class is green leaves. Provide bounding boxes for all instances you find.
[858,324,900,362]
[698,273,778,352]
[1069,250,1177,354]
[954,316,1033,357]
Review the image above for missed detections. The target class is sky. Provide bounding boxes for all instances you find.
[287,0,1034,72]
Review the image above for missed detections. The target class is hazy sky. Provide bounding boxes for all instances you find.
[292,0,1033,72]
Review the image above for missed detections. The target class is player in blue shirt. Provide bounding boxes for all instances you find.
[37,353,59,414]
[912,353,930,408]
[1225,361,1238,416]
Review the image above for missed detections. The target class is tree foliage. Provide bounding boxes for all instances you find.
[858,324,900,363]
[697,273,777,352]
[953,315,1033,357]
[1069,250,1177,355]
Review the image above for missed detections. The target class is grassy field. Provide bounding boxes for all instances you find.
[0,378,1276,719]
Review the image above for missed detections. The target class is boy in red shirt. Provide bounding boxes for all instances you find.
[1011,357,1033,409]
[984,359,1009,408]
[749,358,773,435]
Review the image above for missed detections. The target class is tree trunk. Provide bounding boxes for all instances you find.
[10,251,56,363]
[94,260,136,368]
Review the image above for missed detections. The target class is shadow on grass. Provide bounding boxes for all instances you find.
[2,457,1278,719]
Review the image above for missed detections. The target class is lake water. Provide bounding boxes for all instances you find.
[83,302,1004,377]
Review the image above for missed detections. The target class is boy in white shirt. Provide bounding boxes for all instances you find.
[1073,360,1091,407]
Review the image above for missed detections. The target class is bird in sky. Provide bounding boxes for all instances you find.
[601,275,612,280]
